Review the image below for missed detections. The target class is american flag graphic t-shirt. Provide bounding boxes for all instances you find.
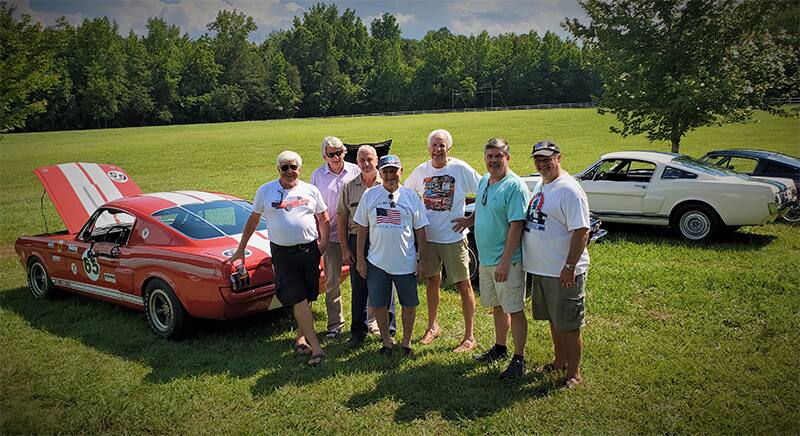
[376,207,401,225]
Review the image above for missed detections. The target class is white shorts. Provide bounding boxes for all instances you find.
[478,261,526,313]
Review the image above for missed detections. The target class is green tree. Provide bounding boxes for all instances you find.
[365,13,412,112]
[567,0,798,153]
[0,3,58,133]
[144,17,182,124]
[121,30,154,126]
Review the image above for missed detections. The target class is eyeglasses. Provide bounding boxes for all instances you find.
[280,164,298,172]
[481,187,489,206]
[326,150,344,158]
[271,189,287,209]
[388,193,396,208]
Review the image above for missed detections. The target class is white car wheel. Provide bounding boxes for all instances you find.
[675,205,719,241]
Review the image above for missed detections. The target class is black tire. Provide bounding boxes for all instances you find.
[672,204,720,242]
[466,234,479,286]
[143,278,190,340]
[27,257,58,299]
[782,203,800,224]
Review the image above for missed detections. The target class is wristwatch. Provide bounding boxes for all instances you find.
[564,263,575,270]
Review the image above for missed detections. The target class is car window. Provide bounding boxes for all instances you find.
[761,160,798,176]
[661,166,698,179]
[723,157,758,174]
[584,159,656,182]
[82,209,136,244]
[153,200,266,240]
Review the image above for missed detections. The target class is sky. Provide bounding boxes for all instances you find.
[12,0,590,42]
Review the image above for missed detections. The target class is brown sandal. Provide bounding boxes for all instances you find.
[418,326,441,345]
[307,353,326,366]
[453,338,477,353]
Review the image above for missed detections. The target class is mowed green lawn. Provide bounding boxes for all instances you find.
[1,109,798,433]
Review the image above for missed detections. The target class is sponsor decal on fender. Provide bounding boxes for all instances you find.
[141,228,150,239]
[103,273,116,283]
[107,170,128,183]
[52,255,61,262]
[68,244,78,253]
[48,241,55,248]
[71,263,78,275]
[57,241,64,252]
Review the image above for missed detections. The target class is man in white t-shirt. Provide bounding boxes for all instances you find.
[228,150,330,366]
[311,136,360,339]
[521,141,590,389]
[405,129,481,352]
[354,155,429,358]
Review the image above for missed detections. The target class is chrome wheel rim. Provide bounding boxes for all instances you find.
[783,203,800,223]
[148,288,173,332]
[29,263,48,297]
[680,211,711,240]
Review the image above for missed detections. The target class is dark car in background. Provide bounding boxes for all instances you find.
[700,149,800,222]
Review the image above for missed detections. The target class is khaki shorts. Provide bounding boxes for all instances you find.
[423,239,470,284]
[478,261,525,313]
[531,272,586,331]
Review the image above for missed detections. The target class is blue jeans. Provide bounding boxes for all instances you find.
[348,234,396,337]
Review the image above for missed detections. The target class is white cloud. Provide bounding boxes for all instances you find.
[445,0,586,37]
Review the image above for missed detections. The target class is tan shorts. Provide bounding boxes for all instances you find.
[531,273,586,331]
[478,261,525,313]
[423,239,470,284]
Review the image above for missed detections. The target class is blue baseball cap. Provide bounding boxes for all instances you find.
[378,154,402,169]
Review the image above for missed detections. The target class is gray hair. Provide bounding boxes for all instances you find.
[276,150,302,168]
[427,129,453,150]
[484,137,509,155]
[320,136,346,157]
[357,144,377,158]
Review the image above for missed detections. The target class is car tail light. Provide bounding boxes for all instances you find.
[230,264,251,291]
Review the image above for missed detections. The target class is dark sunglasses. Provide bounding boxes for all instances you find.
[280,164,298,172]
[388,192,396,208]
[326,150,344,158]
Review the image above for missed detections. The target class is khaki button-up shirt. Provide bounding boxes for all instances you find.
[337,174,382,236]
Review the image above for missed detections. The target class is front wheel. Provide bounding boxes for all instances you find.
[143,279,190,340]
[27,258,58,299]
[782,202,800,223]
[672,204,720,242]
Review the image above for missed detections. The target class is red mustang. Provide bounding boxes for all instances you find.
[15,163,343,339]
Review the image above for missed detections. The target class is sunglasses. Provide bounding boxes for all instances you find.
[326,150,344,158]
[481,187,489,206]
[280,164,299,172]
[388,193,396,208]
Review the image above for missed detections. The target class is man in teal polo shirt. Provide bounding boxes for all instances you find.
[453,137,530,379]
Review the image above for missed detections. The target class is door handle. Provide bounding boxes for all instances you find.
[634,184,647,188]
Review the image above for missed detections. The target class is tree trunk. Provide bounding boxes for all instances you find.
[671,135,681,154]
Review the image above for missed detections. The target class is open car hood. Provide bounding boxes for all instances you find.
[34,163,143,234]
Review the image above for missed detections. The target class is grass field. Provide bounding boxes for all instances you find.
[1,109,799,433]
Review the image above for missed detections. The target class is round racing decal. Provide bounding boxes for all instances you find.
[71,263,78,275]
[141,228,150,239]
[222,248,252,258]
[107,170,128,183]
[81,249,100,281]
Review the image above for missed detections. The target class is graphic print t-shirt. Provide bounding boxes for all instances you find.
[353,185,429,274]
[521,174,590,277]
[404,158,480,244]
[252,180,327,246]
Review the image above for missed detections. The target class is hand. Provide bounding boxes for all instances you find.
[317,240,328,255]
[341,246,354,266]
[560,267,576,288]
[225,248,245,265]
[417,255,427,279]
[451,216,473,233]
[494,260,510,283]
[356,258,367,279]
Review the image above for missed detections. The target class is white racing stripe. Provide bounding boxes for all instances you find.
[228,232,271,256]
[51,277,143,306]
[146,192,204,206]
[81,163,124,201]
[176,190,226,202]
[57,163,106,215]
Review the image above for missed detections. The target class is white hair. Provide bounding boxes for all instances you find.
[320,136,346,157]
[357,144,377,157]
[276,150,302,168]
[427,129,453,150]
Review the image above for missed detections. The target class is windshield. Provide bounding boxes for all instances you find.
[152,200,267,240]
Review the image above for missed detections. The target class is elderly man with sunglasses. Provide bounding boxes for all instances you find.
[405,129,481,352]
[453,138,531,380]
[311,136,361,339]
[229,150,330,366]
[354,155,429,357]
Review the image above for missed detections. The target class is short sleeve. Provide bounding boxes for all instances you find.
[311,185,327,214]
[404,166,423,195]
[506,180,530,222]
[411,193,430,229]
[463,164,481,195]
[252,186,267,214]
[336,184,350,217]
[353,192,369,227]
[563,187,591,231]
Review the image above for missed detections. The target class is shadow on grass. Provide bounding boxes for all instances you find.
[600,223,776,249]
[1,285,314,383]
[251,348,560,423]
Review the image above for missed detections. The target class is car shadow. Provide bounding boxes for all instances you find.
[250,351,561,423]
[600,223,777,250]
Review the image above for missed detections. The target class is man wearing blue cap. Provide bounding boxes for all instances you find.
[354,155,429,357]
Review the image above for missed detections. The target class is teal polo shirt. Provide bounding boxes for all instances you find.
[474,171,530,266]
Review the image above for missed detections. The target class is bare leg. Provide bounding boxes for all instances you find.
[550,321,567,368]
[509,310,527,357]
[492,306,510,346]
[293,299,322,355]
[562,328,583,383]
[401,306,416,348]
[456,279,476,343]
[419,275,441,345]
[372,306,394,348]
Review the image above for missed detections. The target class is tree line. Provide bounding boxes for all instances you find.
[1,3,600,132]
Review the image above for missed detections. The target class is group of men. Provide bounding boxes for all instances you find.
[228,130,591,388]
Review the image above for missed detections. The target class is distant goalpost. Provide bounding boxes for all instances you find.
[451,85,508,110]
